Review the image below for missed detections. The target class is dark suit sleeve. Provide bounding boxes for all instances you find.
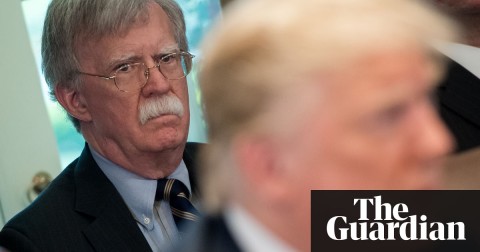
[0,227,41,252]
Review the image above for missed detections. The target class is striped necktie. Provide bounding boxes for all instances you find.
[155,178,200,232]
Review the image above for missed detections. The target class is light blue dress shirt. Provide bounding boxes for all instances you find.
[89,146,191,252]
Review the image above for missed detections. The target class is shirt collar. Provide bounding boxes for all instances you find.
[89,145,191,229]
[435,42,480,79]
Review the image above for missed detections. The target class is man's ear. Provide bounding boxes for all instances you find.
[54,84,92,122]
[232,134,290,203]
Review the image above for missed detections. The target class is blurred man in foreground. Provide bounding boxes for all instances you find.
[0,0,202,251]
[176,0,457,251]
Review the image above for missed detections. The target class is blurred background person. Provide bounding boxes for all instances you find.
[175,0,457,251]
[431,0,480,152]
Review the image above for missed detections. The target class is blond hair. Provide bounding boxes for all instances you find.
[199,0,458,211]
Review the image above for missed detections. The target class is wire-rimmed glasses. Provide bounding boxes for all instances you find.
[77,51,194,92]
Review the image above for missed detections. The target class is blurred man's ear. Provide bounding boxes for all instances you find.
[55,84,92,123]
[232,134,291,203]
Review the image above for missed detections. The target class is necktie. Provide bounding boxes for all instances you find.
[155,178,200,232]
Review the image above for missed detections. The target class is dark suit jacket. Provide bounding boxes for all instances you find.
[0,142,202,252]
[437,60,480,153]
[173,215,241,252]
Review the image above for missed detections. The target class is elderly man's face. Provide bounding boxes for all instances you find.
[74,4,189,164]
[279,47,453,191]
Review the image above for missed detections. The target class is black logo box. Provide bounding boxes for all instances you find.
[311,191,480,252]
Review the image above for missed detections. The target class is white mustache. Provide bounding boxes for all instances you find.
[139,95,184,125]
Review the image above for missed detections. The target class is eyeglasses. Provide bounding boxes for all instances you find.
[77,51,194,92]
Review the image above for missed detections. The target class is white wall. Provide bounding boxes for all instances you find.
[0,0,61,226]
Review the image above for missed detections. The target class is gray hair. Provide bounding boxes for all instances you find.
[41,0,188,130]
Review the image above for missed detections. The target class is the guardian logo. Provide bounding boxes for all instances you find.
[326,196,466,241]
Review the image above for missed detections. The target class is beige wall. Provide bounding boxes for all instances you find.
[0,0,61,226]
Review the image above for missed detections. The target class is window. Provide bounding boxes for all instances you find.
[21,0,220,167]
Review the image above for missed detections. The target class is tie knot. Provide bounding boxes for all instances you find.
[156,178,190,202]
[155,178,200,229]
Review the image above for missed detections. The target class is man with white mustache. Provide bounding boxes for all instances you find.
[140,95,185,125]
[0,1,203,251]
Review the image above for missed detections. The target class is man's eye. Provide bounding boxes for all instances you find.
[160,54,176,64]
[374,105,407,128]
[116,64,133,73]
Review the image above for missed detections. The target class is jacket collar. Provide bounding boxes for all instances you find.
[72,143,202,251]
[74,145,152,251]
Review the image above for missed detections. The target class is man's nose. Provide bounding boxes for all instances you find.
[142,64,170,97]
[411,101,454,160]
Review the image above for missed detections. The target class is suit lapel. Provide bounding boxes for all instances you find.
[82,202,152,252]
[73,145,152,252]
